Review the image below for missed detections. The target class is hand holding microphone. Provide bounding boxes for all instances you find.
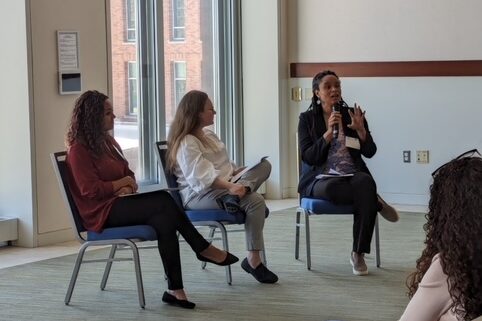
[332,102,341,139]
[330,100,343,139]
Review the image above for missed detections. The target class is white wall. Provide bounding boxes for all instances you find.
[0,1,35,246]
[29,0,109,245]
[242,0,290,199]
[285,0,482,205]
[289,0,482,62]
[0,0,109,247]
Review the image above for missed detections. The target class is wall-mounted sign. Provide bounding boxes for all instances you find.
[57,31,79,71]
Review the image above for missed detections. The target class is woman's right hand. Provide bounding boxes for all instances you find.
[212,178,246,198]
[228,183,246,198]
[113,176,138,193]
[323,111,342,141]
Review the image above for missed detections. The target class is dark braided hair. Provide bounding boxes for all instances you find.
[407,157,482,320]
[66,90,109,156]
[306,70,348,139]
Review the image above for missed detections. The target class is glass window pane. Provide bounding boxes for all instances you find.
[164,0,215,133]
[126,0,136,42]
[110,0,140,177]
[172,0,185,40]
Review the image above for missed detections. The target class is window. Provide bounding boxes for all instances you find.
[110,0,242,185]
[173,61,186,109]
[126,0,136,42]
[127,61,138,114]
[172,0,185,41]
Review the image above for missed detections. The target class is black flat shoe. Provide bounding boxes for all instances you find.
[241,258,278,284]
[216,194,241,213]
[162,291,196,309]
[196,251,239,266]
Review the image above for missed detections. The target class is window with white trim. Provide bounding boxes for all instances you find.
[173,61,186,109]
[127,61,138,114]
[126,0,136,42]
[172,0,185,41]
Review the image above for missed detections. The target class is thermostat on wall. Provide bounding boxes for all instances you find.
[59,71,82,95]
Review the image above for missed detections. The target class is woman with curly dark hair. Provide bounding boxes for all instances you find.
[399,150,482,321]
[65,90,238,309]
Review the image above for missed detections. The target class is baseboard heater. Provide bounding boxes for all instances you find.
[0,217,18,243]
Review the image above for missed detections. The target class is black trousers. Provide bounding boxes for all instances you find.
[310,172,378,253]
[105,190,210,290]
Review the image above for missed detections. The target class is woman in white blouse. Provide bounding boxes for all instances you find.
[166,90,278,284]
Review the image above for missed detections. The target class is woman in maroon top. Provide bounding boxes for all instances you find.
[65,90,238,309]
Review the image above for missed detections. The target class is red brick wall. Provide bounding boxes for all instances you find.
[110,0,206,123]
[111,0,137,122]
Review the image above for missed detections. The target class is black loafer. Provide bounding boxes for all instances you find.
[196,252,239,266]
[241,258,278,284]
[162,291,196,309]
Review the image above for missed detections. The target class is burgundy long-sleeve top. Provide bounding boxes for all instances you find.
[66,136,134,232]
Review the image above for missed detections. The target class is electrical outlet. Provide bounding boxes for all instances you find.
[403,150,411,163]
[304,88,312,100]
[416,150,429,164]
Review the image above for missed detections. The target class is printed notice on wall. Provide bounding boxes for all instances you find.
[57,31,79,71]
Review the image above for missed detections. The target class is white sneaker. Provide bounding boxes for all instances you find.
[350,252,368,276]
[377,195,399,222]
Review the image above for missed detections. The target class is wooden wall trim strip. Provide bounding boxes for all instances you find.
[290,61,482,78]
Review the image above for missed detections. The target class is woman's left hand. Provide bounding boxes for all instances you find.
[115,186,133,196]
[347,103,366,132]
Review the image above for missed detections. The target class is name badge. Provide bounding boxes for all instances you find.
[345,136,360,150]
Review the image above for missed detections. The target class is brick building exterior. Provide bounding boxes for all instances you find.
[110,0,213,124]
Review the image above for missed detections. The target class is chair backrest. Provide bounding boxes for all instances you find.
[50,151,86,242]
[154,141,184,208]
[295,133,313,180]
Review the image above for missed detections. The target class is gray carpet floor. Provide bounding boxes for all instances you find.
[0,209,426,321]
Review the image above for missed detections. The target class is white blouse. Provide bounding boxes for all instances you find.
[174,128,237,205]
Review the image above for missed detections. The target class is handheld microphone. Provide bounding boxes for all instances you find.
[332,101,342,139]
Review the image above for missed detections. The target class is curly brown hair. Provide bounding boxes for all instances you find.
[407,156,482,320]
[66,90,109,155]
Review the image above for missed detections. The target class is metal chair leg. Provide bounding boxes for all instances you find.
[65,243,89,305]
[202,227,216,270]
[217,223,232,285]
[100,244,117,290]
[375,216,381,267]
[295,209,301,259]
[305,212,311,270]
[126,241,145,309]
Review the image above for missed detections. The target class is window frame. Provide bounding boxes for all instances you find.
[127,61,138,115]
[125,0,137,42]
[171,0,185,41]
[111,0,243,185]
[172,61,187,109]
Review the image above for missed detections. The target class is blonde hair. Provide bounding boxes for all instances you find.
[166,90,216,171]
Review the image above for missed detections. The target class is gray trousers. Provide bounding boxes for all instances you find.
[185,159,271,251]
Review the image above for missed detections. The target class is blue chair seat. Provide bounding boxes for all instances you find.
[300,198,353,215]
[185,209,245,224]
[87,225,157,241]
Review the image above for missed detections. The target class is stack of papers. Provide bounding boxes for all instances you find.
[230,156,269,183]
[315,168,354,180]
